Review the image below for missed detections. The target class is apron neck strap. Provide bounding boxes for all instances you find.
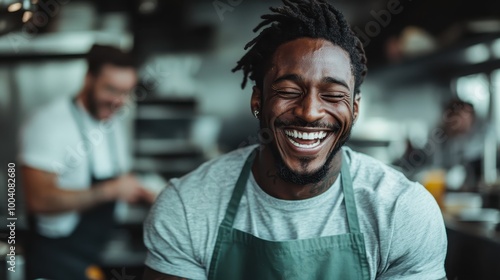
[340,153,361,233]
[220,149,256,228]
[221,149,361,233]
[69,97,120,179]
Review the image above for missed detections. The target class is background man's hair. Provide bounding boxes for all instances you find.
[443,98,475,117]
[233,0,368,95]
[86,44,136,76]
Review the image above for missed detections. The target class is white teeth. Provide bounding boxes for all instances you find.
[284,129,328,140]
[289,138,321,148]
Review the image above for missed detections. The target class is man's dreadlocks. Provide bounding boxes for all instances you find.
[232,0,368,95]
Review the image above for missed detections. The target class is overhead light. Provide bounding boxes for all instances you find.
[464,44,490,64]
[139,0,158,14]
[7,2,23,12]
[455,73,490,119]
[492,39,500,59]
[466,19,500,33]
[22,11,32,23]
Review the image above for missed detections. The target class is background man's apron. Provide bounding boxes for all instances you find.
[208,151,371,279]
[27,98,119,280]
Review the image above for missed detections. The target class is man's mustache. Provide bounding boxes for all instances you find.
[274,118,340,131]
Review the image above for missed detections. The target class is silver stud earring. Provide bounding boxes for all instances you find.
[253,109,259,119]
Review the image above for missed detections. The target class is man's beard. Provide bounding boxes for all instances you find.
[85,86,116,120]
[263,118,351,186]
[85,86,99,119]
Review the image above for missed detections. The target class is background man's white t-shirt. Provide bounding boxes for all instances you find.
[20,97,132,237]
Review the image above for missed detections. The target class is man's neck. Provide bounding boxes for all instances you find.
[251,147,342,200]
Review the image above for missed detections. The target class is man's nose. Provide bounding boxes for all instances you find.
[112,94,129,108]
[294,92,326,123]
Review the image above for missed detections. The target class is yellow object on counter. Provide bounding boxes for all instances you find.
[85,265,105,280]
[422,169,446,209]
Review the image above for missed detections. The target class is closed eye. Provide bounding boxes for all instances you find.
[275,90,302,98]
[322,92,346,100]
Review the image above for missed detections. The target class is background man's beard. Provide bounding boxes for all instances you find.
[85,87,99,119]
[262,118,352,186]
[86,86,115,120]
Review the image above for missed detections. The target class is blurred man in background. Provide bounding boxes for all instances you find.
[20,44,154,280]
[429,99,483,193]
[395,98,482,191]
[436,99,479,168]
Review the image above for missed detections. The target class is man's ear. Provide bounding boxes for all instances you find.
[353,93,361,123]
[251,86,262,117]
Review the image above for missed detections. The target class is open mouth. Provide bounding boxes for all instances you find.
[283,129,330,149]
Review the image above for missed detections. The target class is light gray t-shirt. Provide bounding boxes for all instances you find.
[144,145,447,279]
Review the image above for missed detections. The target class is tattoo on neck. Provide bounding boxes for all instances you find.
[309,174,338,195]
[266,169,279,184]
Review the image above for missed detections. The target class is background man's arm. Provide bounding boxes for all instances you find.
[22,166,154,214]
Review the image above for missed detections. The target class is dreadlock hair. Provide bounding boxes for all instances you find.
[232,0,368,96]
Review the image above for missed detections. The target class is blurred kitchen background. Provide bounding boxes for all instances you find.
[1,0,500,279]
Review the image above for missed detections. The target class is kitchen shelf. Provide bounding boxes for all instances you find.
[133,96,208,179]
[368,32,500,88]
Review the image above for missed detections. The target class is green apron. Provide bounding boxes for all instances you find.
[207,151,370,280]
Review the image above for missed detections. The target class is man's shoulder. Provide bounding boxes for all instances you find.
[345,146,415,189]
[345,147,442,243]
[180,145,255,182]
[27,97,73,126]
[166,145,257,202]
[19,97,80,173]
[344,147,427,207]
[23,97,76,141]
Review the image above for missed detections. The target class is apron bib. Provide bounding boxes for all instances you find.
[27,98,119,280]
[208,150,370,280]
